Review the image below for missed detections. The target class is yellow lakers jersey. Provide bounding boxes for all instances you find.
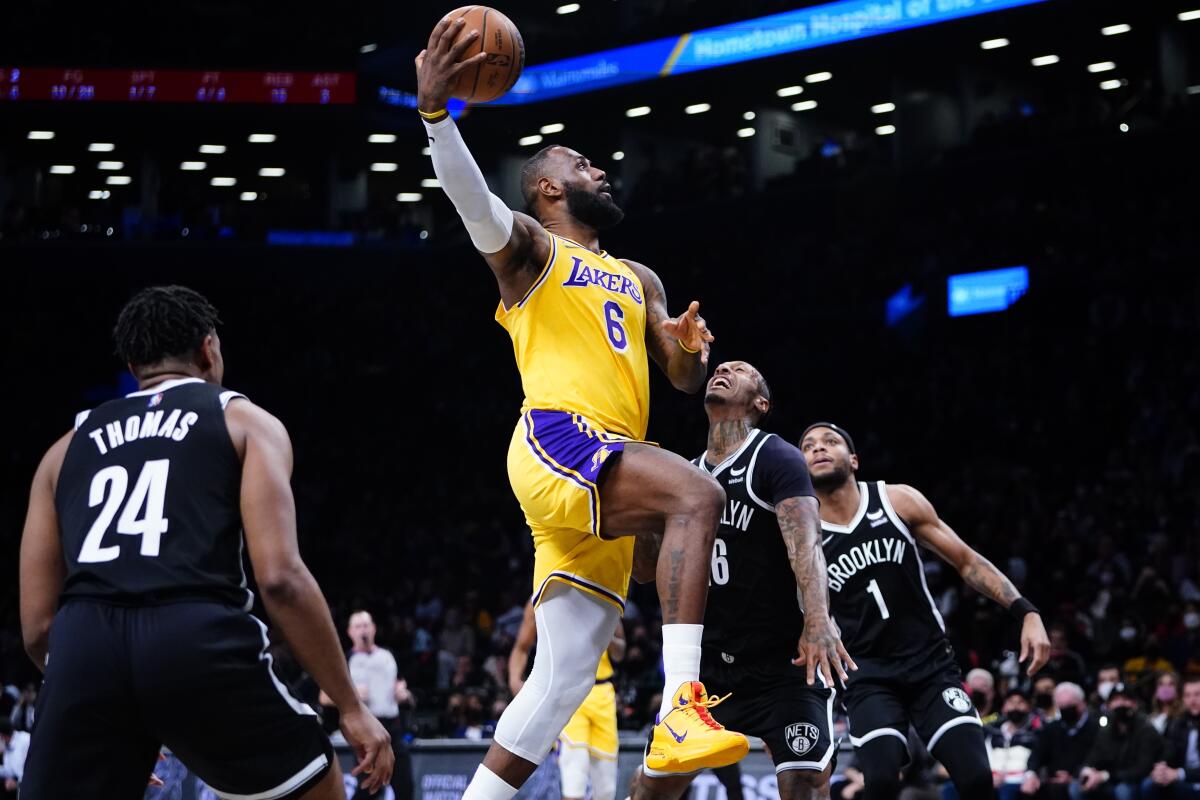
[496,233,650,440]
[596,649,614,681]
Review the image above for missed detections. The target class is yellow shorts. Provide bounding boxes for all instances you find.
[507,409,637,612]
[560,681,619,760]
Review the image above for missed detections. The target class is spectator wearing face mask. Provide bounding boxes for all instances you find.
[968,668,1000,725]
[1034,675,1060,722]
[977,688,1041,799]
[1094,665,1123,713]
[1077,683,1164,798]
[1168,606,1200,676]
[1143,677,1200,799]
[1024,682,1098,800]
[1150,673,1183,735]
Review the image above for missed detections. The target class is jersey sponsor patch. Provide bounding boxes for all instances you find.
[785,722,820,756]
[942,687,972,714]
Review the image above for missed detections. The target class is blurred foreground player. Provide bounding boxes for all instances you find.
[799,423,1051,800]
[18,286,393,799]
[414,13,748,800]
[632,362,854,800]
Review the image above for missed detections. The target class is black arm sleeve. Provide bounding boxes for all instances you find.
[751,435,816,506]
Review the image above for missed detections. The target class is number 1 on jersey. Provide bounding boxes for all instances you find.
[866,578,891,620]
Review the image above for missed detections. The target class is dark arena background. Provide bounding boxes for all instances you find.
[2,1,1200,798]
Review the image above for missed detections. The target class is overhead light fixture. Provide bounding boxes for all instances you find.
[540,122,565,134]
[1119,123,1130,132]
[240,191,258,201]
[98,161,124,170]
[88,142,115,152]
[1101,23,1131,36]
[1178,9,1200,21]
[876,124,896,135]
[980,38,1009,50]
[199,144,226,154]
[611,151,625,161]
[685,103,711,114]
[743,111,756,121]
[805,71,833,83]
[368,133,397,143]
[1099,79,1125,90]
[210,177,237,186]
[625,106,651,117]
[737,127,756,138]
[88,190,111,200]
[518,134,544,146]
[1188,85,1200,95]
[557,3,580,13]
[106,175,132,185]
[360,43,378,54]
[1031,54,1060,66]
[258,167,286,177]
[791,100,818,111]
[180,161,206,171]
[248,133,276,143]
[776,85,803,97]
[421,146,431,156]
[1088,61,1116,73]
[49,165,75,174]
[371,162,399,172]
[421,178,440,188]
[871,102,896,114]
[27,130,55,140]
[397,192,423,202]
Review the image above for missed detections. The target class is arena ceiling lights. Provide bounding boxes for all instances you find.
[486,0,1050,105]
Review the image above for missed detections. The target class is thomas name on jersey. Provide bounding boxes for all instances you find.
[826,537,908,592]
[85,408,200,455]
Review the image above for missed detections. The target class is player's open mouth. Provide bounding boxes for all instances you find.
[812,457,832,466]
[710,377,730,390]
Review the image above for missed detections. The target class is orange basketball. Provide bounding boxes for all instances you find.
[443,6,525,103]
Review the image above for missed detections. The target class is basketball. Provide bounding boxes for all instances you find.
[443,6,525,103]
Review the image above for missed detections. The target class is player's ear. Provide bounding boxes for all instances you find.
[197,333,219,375]
[754,396,769,417]
[850,453,859,472]
[537,175,561,200]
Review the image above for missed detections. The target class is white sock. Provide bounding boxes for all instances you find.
[659,623,703,720]
[462,765,519,800]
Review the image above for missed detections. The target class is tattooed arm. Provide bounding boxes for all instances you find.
[886,483,1050,674]
[621,259,712,393]
[778,495,856,685]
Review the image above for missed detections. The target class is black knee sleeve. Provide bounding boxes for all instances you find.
[856,736,907,800]
[931,724,994,800]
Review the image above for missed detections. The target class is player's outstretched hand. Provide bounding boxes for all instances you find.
[415,16,489,113]
[1019,613,1051,675]
[793,617,857,686]
[661,301,714,364]
[340,704,395,794]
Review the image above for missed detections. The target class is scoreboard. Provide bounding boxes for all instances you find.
[0,68,356,105]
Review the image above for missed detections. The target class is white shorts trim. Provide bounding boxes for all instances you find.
[210,753,329,800]
[925,714,981,752]
[775,685,837,773]
[849,727,908,748]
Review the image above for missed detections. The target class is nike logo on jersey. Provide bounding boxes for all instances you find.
[664,721,688,743]
[720,499,756,532]
[730,467,746,476]
[826,537,907,592]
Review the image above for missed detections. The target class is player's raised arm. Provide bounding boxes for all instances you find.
[886,483,1051,675]
[415,16,550,307]
[226,400,394,793]
[620,260,713,393]
[18,432,71,671]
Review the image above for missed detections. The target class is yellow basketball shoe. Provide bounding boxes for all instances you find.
[643,681,749,774]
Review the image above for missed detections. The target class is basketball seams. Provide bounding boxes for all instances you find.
[468,8,490,101]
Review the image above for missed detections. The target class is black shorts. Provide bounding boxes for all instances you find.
[842,659,981,756]
[701,652,837,774]
[22,600,334,800]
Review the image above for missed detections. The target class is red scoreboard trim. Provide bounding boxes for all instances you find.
[0,68,356,105]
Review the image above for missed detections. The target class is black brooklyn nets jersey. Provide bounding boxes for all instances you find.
[55,377,251,608]
[694,429,816,657]
[822,480,949,681]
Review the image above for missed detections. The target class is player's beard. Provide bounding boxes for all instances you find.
[810,460,853,492]
[564,183,625,230]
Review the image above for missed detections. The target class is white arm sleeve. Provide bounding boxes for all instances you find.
[423,116,515,254]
